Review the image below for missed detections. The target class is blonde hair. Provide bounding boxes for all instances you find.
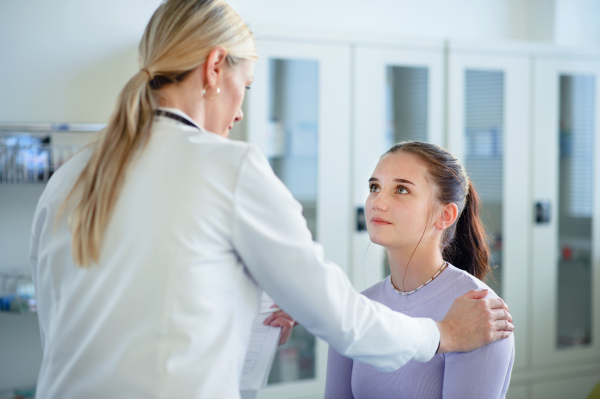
[62,0,257,267]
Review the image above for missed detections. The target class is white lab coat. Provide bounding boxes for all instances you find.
[29,108,439,399]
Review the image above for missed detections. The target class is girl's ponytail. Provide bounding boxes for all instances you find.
[385,142,491,281]
[442,181,491,280]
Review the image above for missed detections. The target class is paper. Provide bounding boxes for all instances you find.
[240,293,281,398]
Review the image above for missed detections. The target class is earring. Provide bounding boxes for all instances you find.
[203,83,221,99]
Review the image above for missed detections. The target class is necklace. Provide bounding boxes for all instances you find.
[390,261,448,296]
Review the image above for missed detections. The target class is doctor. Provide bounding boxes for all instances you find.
[29,1,513,398]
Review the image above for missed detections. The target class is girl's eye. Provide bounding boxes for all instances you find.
[397,186,409,194]
[369,184,380,193]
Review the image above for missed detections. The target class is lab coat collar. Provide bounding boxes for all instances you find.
[156,107,205,132]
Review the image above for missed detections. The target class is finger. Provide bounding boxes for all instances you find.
[463,289,488,300]
[278,319,295,328]
[272,311,293,320]
[264,310,291,325]
[492,309,513,323]
[493,319,514,332]
[279,329,292,345]
[269,319,281,327]
[504,320,515,332]
[485,297,508,311]
[270,315,294,326]
[270,318,295,328]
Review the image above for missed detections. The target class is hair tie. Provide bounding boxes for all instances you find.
[140,67,153,80]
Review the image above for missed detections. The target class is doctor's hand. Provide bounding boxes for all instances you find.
[435,289,514,354]
[263,307,298,346]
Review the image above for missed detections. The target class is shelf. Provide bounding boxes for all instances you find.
[0,123,102,185]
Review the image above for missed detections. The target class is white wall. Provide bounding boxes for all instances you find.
[232,0,529,42]
[0,0,162,123]
[1,0,599,124]
[555,0,600,46]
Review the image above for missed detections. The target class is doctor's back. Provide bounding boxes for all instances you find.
[30,116,267,398]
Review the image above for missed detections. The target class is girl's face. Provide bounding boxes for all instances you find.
[204,60,254,137]
[365,152,439,250]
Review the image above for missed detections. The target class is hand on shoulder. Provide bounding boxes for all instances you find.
[436,289,513,354]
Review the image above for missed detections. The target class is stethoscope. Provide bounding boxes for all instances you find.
[155,109,200,130]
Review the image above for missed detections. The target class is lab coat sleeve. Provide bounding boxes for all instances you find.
[29,204,47,351]
[231,145,440,372]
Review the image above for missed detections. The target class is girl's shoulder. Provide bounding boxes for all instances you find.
[444,264,500,299]
[359,264,500,313]
[360,279,388,302]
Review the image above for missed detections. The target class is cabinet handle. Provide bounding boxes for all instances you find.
[535,201,551,224]
[356,207,367,231]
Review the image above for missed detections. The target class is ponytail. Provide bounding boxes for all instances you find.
[62,71,155,267]
[60,0,258,267]
[385,142,491,281]
[442,181,491,280]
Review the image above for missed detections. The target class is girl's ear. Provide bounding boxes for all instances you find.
[435,202,459,231]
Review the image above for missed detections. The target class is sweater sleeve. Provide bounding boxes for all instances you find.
[231,145,440,372]
[442,333,515,398]
[325,346,355,399]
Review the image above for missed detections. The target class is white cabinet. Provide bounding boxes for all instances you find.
[238,34,600,398]
[506,385,529,399]
[446,45,531,371]
[531,55,600,367]
[245,39,352,399]
[532,374,600,399]
[352,41,445,290]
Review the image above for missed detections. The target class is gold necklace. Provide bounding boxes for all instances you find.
[390,261,448,296]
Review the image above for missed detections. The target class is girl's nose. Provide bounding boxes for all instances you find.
[370,192,389,212]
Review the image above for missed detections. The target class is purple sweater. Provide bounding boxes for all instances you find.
[325,264,514,399]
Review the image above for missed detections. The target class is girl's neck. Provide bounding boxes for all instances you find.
[387,243,445,293]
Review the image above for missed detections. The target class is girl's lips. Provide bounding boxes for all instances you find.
[371,217,392,225]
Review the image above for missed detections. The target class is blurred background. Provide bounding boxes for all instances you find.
[1,0,600,398]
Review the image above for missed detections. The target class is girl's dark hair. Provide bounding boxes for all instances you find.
[385,141,491,280]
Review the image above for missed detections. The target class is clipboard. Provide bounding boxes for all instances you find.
[240,293,281,398]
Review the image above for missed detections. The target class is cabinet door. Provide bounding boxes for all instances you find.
[532,57,600,366]
[447,51,531,370]
[532,374,600,399]
[353,44,445,290]
[506,385,529,399]
[245,39,351,399]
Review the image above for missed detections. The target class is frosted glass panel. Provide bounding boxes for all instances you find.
[266,58,317,383]
[267,59,318,238]
[464,70,504,296]
[557,74,594,348]
[385,66,429,148]
[383,66,429,277]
